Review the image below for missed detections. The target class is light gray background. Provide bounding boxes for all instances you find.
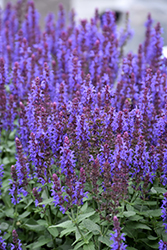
[1,0,167,53]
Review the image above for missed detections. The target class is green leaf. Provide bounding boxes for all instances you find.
[133,223,152,231]
[150,187,157,194]
[5,208,14,218]
[129,215,143,221]
[19,211,31,219]
[74,240,85,250]
[81,219,101,235]
[23,219,45,232]
[7,141,15,148]
[141,209,162,218]
[77,211,96,223]
[38,198,54,206]
[0,222,9,231]
[162,229,167,242]
[50,220,73,228]
[24,199,33,209]
[60,226,76,237]
[144,201,158,206]
[47,227,59,237]
[0,212,4,219]
[27,236,51,249]
[3,233,10,240]
[75,227,81,241]
[24,223,45,232]
[123,211,136,217]
[153,187,167,194]
[141,239,159,249]
[2,157,10,165]
[148,235,158,240]
[126,204,135,211]
[80,202,88,212]
[37,219,48,227]
[83,242,95,250]
[98,235,111,247]
[9,130,16,140]
[127,248,138,250]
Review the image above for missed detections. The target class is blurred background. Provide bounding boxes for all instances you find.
[0,0,167,54]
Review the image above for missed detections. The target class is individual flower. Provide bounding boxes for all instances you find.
[159,240,167,250]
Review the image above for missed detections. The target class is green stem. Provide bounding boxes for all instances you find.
[103,224,110,237]
[68,208,86,243]
[45,186,57,248]
[11,203,18,233]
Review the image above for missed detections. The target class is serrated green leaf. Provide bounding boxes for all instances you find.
[77,211,96,223]
[98,235,111,247]
[83,241,95,250]
[47,227,59,237]
[82,219,101,235]
[123,211,136,217]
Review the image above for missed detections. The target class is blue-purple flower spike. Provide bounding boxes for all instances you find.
[11,230,22,250]
[110,216,127,250]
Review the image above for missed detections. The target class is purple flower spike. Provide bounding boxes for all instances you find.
[11,230,22,250]
[32,187,43,208]
[9,165,22,205]
[110,216,127,250]
[51,173,65,213]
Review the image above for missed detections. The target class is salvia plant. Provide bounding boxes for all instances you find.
[0,0,167,249]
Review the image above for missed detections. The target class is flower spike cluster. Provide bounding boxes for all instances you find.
[0,1,166,248]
